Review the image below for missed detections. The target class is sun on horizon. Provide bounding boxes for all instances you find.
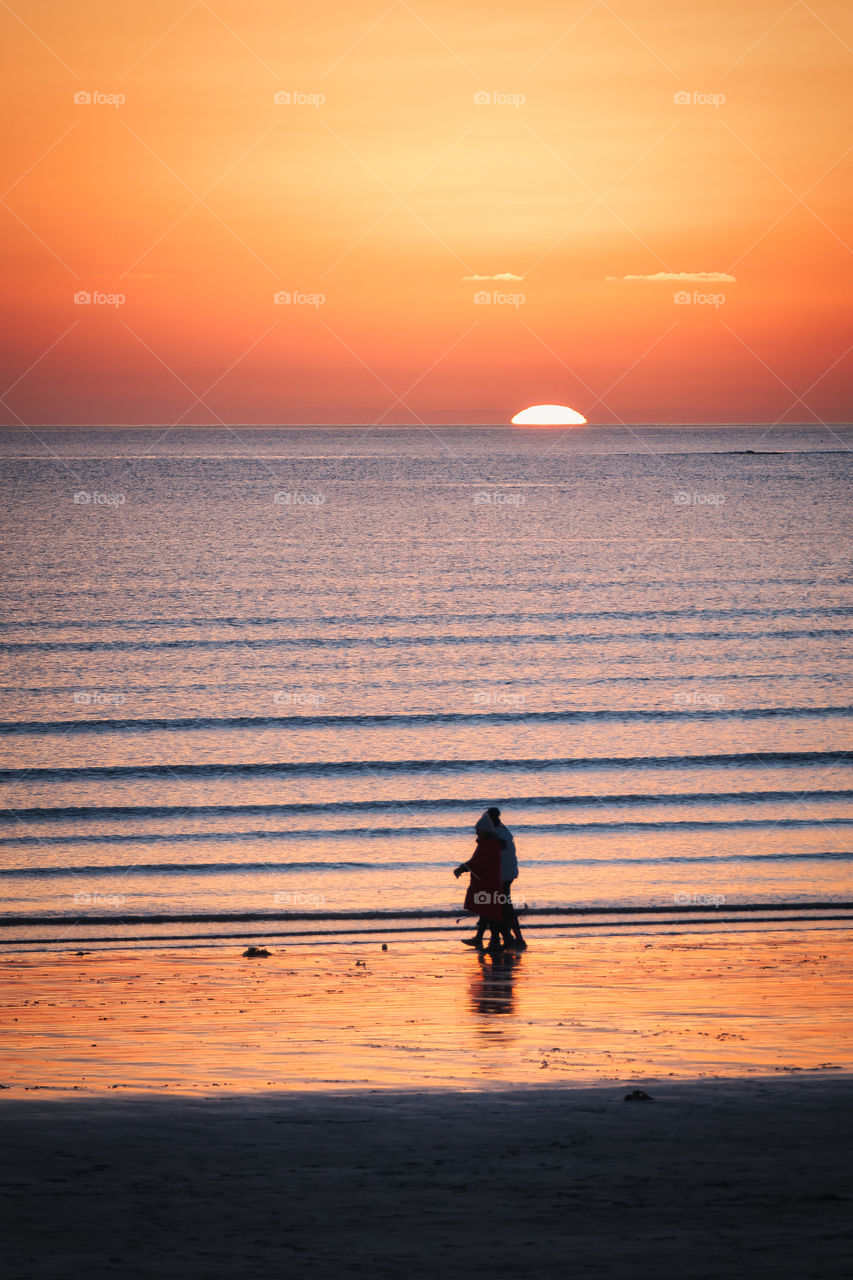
[511,405,588,426]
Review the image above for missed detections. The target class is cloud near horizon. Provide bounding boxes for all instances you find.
[462,272,524,281]
[607,272,737,283]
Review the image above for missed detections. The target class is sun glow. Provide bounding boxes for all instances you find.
[511,405,588,426]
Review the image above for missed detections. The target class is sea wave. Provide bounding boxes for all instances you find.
[0,705,850,736]
[0,749,848,782]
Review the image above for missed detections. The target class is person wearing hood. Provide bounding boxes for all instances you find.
[463,808,527,950]
[453,817,507,953]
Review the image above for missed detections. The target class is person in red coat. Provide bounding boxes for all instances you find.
[453,822,508,952]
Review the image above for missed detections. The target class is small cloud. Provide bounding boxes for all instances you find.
[606,271,736,283]
[463,272,524,281]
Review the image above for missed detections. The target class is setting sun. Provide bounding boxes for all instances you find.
[511,404,588,426]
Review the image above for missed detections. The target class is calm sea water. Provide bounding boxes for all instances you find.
[0,425,851,948]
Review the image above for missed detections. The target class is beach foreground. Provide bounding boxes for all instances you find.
[3,928,851,1275]
[3,1077,852,1279]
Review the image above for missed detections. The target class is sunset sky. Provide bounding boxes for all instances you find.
[1,0,851,425]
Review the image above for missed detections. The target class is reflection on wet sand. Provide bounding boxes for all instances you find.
[470,951,521,1025]
[1,927,851,1093]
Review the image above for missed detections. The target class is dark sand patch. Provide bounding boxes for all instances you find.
[2,1078,852,1279]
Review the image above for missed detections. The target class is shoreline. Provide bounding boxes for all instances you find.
[5,1067,852,1101]
[5,897,852,925]
[2,900,851,954]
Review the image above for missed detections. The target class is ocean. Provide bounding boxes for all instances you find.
[0,423,851,949]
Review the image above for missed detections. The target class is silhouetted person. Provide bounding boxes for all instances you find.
[468,807,527,949]
[454,819,507,952]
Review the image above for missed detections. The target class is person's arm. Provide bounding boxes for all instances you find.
[456,841,488,879]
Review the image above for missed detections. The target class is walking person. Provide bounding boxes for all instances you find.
[465,808,527,950]
[454,817,507,953]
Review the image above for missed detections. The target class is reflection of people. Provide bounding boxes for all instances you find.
[453,820,506,953]
[469,949,520,1017]
[466,808,527,950]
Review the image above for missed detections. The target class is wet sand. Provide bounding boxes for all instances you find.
[1,927,850,1092]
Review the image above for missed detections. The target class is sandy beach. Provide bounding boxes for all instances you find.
[1,927,852,1275]
[2,1078,852,1279]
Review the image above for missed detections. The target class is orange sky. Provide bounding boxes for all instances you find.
[1,0,851,425]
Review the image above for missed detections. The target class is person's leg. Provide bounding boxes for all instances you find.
[502,879,526,946]
[486,920,503,952]
[499,886,514,948]
[461,917,488,947]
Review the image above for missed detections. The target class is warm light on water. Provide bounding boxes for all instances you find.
[0,426,850,949]
[2,930,850,1093]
